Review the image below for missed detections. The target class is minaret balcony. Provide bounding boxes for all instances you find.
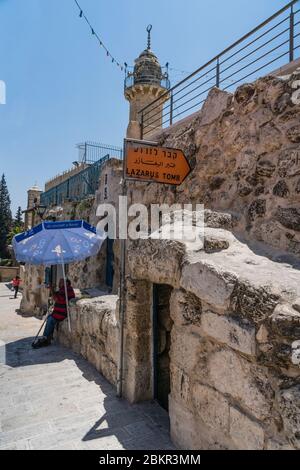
[124,73,170,92]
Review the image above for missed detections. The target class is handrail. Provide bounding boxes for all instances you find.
[40,152,119,207]
[138,1,300,137]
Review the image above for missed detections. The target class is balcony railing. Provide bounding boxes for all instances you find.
[139,1,300,138]
[77,141,123,164]
[40,150,121,208]
[124,73,171,91]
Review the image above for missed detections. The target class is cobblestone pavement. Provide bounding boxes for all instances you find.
[0,283,175,450]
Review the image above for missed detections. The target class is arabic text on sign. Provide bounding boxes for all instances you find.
[126,144,191,186]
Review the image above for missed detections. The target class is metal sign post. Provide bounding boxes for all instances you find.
[116,140,127,398]
[116,138,191,398]
[116,138,158,398]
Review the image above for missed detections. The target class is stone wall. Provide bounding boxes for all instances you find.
[0,266,19,283]
[127,68,300,257]
[124,212,300,450]
[55,294,119,387]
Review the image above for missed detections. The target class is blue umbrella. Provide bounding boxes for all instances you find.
[13,220,106,331]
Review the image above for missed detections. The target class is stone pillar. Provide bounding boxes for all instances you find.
[122,278,153,403]
[25,186,42,229]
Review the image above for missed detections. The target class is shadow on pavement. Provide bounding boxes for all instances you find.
[2,337,173,450]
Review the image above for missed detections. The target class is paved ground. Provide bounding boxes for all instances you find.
[0,283,175,450]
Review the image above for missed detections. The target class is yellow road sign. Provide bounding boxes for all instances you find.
[125,142,191,185]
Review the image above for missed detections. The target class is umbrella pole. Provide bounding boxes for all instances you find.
[61,260,71,332]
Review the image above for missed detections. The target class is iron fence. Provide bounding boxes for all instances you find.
[40,155,110,207]
[40,142,123,207]
[77,141,123,164]
[139,1,300,138]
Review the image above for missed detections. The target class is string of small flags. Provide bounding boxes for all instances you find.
[169,67,192,75]
[73,0,193,81]
[74,0,126,73]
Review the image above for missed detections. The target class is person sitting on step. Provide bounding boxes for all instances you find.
[32,278,75,349]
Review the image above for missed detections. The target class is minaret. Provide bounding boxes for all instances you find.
[124,25,170,139]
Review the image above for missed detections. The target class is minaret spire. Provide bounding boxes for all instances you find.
[124,24,170,138]
[146,24,152,50]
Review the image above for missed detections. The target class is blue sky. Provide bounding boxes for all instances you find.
[0,0,289,214]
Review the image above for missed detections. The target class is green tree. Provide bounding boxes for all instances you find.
[7,225,23,246]
[0,174,12,258]
[14,206,23,229]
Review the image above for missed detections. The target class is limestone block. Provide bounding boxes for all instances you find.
[208,349,272,420]
[105,321,119,364]
[201,311,256,356]
[169,397,204,450]
[85,344,99,370]
[100,355,117,386]
[170,327,202,373]
[278,385,300,448]
[181,262,236,311]
[256,325,269,343]
[124,331,151,364]
[123,359,152,403]
[266,439,294,450]
[128,239,184,288]
[204,236,229,253]
[170,364,191,406]
[276,207,300,232]
[125,279,152,331]
[257,340,295,369]
[270,303,300,339]
[200,88,232,127]
[291,340,300,366]
[278,147,300,178]
[169,396,231,450]
[230,281,279,323]
[293,299,300,313]
[247,199,266,222]
[229,407,264,450]
[234,83,256,106]
[170,289,202,327]
[192,383,229,433]
[273,180,290,198]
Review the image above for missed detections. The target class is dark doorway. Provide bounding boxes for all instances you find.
[153,284,173,411]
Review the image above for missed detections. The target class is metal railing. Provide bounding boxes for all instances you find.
[124,73,171,91]
[40,154,111,207]
[139,1,300,138]
[77,141,123,164]
[45,142,123,187]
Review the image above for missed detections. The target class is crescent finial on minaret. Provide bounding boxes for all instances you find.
[146,25,152,50]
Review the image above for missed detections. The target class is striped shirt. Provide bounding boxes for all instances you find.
[52,286,75,321]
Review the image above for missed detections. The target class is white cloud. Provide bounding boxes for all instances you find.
[0,80,6,104]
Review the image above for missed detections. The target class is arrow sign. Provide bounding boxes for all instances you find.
[125,142,191,186]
